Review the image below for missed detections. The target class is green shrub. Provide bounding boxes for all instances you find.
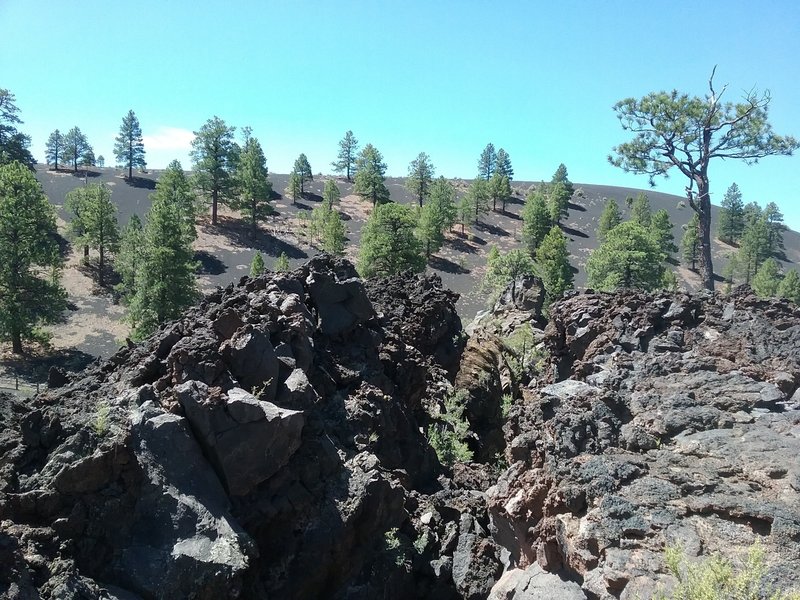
[427,388,474,466]
[93,401,110,436]
[655,541,800,600]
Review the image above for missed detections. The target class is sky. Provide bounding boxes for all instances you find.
[1,0,799,229]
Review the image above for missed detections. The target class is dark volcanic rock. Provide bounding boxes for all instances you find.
[489,287,800,598]
[0,257,493,600]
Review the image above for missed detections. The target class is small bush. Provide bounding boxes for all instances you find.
[93,401,110,436]
[655,541,800,600]
[427,388,474,466]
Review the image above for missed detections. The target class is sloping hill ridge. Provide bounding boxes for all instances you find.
[34,165,800,358]
[1,258,798,599]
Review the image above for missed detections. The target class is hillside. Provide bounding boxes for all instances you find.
[33,165,800,362]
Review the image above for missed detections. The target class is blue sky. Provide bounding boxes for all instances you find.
[2,0,799,229]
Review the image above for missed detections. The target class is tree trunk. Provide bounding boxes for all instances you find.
[99,245,104,287]
[129,139,133,180]
[695,179,715,291]
[212,189,218,225]
[251,199,257,240]
[84,245,89,258]
[11,327,23,354]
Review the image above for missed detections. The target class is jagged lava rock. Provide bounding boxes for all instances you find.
[0,256,489,599]
[489,287,800,599]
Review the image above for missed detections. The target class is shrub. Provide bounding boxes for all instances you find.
[427,388,474,466]
[655,541,800,600]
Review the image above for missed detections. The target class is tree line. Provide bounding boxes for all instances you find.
[2,73,799,355]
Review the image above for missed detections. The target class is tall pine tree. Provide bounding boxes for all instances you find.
[293,153,312,194]
[113,109,146,180]
[354,144,389,206]
[150,160,197,243]
[64,183,120,286]
[190,116,237,225]
[0,162,66,353]
[233,129,272,240]
[597,198,622,241]
[477,143,496,180]
[406,152,435,206]
[332,130,359,181]
[45,130,64,170]
[127,194,198,339]
[535,226,574,302]
[717,183,744,244]
[521,191,550,255]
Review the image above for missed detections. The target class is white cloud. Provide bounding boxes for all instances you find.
[142,127,195,151]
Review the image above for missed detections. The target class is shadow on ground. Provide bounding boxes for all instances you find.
[202,216,309,259]
[428,255,470,274]
[195,251,227,275]
[476,221,509,237]
[124,176,157,190]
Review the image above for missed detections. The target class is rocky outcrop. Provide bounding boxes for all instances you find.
[489,287,800,598]
[0,256,500,599]
[5,258,800,600]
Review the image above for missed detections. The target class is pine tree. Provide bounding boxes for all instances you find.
[45,129,64,170]
[547,181,570,225]
[483,247,536,295]
[717,183,744,244]
[630,192,652,227]
[353,144,389,206]
[777,269,800,304]
[429,177,457,232]
[96,155,105,168]
[64,184,120,286]
[320,206,346,255]
[650,209,677,255]
[274,252,290,272]
[586,221,665,291]
[416,179,457,257]
[464,179,490,224]
[127,194,198,339]
[737,216,771,283]
[233,130,272,240]
[681,213,700,271]
[406,152,435,206]
[521,191,550,256]
[250,252,265,277]
[358,203,424,277]
[477,143,496,180]
[0,89,35,169]
[454,194,471,236]
[323,178,341,208]
[62,127,93,172]
[764,202,785,256]
[113,109,146,180]
[489,172,511,212]
[190,116,237,225]
[285,171,301,206]
[116,215,144,300]
[535,226,573,302]
[752,258,781,298]
[495,148,513,180]
[722,252,739,293]
[597,198,622,241]
[293,153,313,194]
[150,160,197,243]
[0,161,66,353]
[332,130,359,181]
[551,163,574,197]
